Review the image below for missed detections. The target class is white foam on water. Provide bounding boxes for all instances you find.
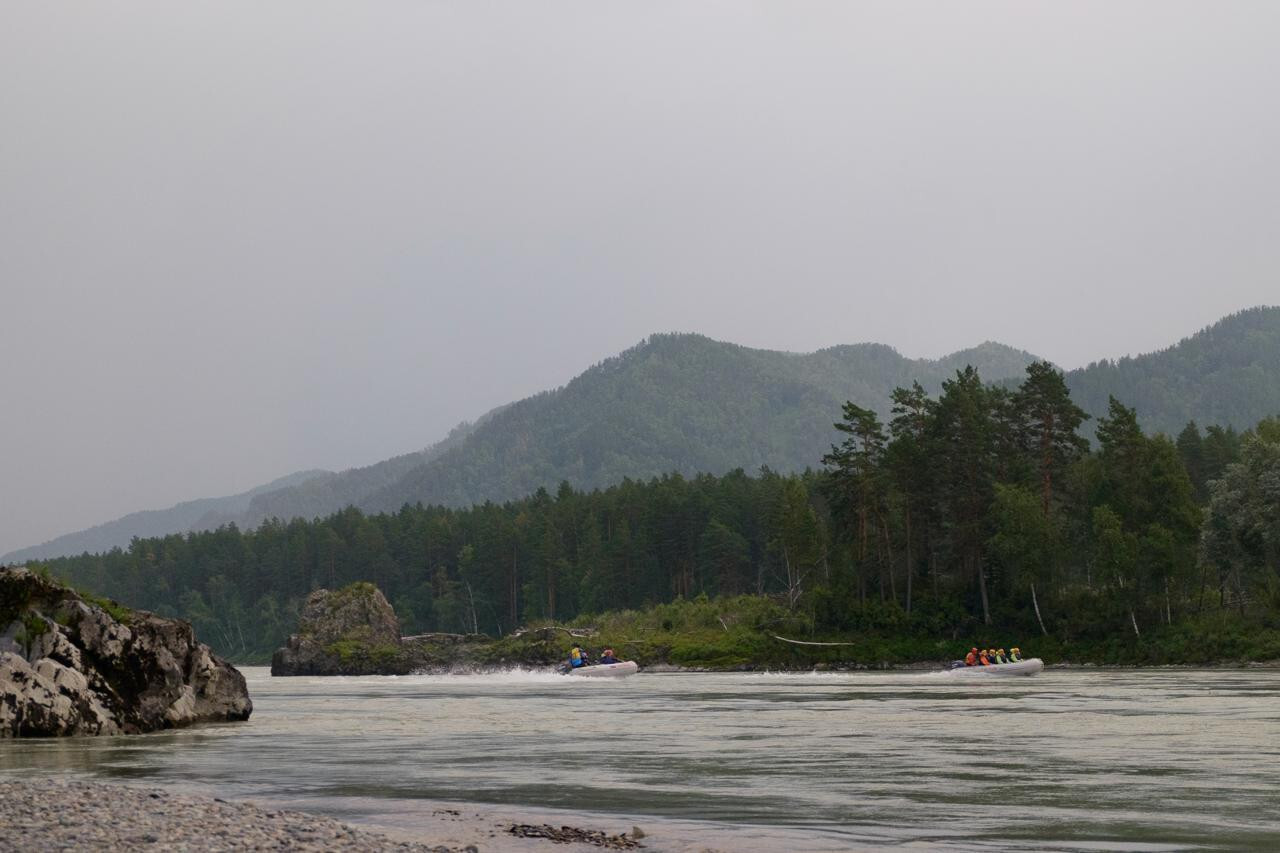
[404,667,575,686]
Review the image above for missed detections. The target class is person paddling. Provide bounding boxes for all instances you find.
[1008,647,1022,663]
[568,646,588,668]
[599,648,619,664]
[978,649,992,666]
[965,647,979,667]
[995,648,1007,665]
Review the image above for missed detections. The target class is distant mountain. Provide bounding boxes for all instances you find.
[7,338,1037,561]
[358,334,1041,513]
[2,414,490,564]
[351,309,1280,514]
[13,307,1278,562]
[2,469,330,564]
[1064,306,1280,436]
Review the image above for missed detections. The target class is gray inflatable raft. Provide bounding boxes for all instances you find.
[567,661,639,678]
[941,658,1043,677]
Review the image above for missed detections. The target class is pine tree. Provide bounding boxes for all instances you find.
[887,382,934,613]
[1012,362,1090,516]
[823,402,889,602]
[1176,421,1206,501]
[931,367,997,624]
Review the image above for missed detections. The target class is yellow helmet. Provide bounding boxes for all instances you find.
[1012,647,1020,653]
[999,649,1005,654]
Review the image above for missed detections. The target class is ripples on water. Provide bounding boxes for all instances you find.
[4,667,1280,851]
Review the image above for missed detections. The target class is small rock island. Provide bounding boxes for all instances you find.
[0,566,251,737]
[271,582,411,675]
[272,581,570,676]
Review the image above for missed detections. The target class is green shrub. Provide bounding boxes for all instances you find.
[80,592,132,625]
[15,613,49,656]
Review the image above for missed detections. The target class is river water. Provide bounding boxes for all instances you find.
[4,667,1280,851]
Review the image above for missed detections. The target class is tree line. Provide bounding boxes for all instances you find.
[30,363,1278,661]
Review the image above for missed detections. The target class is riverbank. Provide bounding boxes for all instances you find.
[426,597,1280,671]
[0,780,646,852]
[393,658,1280,676]
[239,585,1280,673]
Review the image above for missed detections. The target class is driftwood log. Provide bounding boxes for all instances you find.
[772,635,857,646]
[510,625,596,639]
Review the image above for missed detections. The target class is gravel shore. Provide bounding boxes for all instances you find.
[0,780,473,852]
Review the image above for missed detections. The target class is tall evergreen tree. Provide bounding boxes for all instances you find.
[1177,421,1206,502]
[887,382,934,613]
[930,367,997,624]
[1013,362,1090,516]
[823,402,889,602]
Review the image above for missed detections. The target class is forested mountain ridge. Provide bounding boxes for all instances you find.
[10,307,1278,562]
[238,414,490,530]
[363,309,1280,512]
[358,334,1041,514]
[1064,306,1280,437]
[5,336,1038,562]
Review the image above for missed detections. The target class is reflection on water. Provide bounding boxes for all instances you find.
[4,667,1280,850]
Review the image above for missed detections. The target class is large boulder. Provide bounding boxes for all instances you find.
[271,582,590,675]
[271,583,410,675]
[0,566,251,737]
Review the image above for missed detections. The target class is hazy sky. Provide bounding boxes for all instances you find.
[3,2,1278,556]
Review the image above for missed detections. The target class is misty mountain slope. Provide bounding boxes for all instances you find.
[937,341,1048,379]
[360,334,1040,513]
[3,417,492,563]
[1064,306,1280,435]
[1,469,330,563]
[238,415,490,528]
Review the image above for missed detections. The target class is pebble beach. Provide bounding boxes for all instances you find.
[0,780,655,853]
[0,780,473,852]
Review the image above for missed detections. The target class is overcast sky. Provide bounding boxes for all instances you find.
[2,2,1278,556]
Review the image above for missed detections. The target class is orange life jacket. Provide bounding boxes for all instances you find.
[965,652,977,666]
[979,653,991,665]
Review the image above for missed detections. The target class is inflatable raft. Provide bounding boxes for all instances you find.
[566,661,639,678]
[941,658,1043,677]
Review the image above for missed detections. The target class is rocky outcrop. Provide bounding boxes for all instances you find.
[271,583,413,675]
[0,566,251,737]
[271,582,573,675]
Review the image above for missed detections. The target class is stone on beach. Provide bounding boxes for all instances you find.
[507,823,644,849]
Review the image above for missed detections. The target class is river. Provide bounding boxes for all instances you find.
[4,667,1279,851]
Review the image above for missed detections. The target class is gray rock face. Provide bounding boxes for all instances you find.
[271,583,410,676]
[0,566,251,737]
[270,582,574,676]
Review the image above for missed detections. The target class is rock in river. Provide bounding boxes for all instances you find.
[0,566,251,737]
[271,582,411,676]
[271,581,580,676]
